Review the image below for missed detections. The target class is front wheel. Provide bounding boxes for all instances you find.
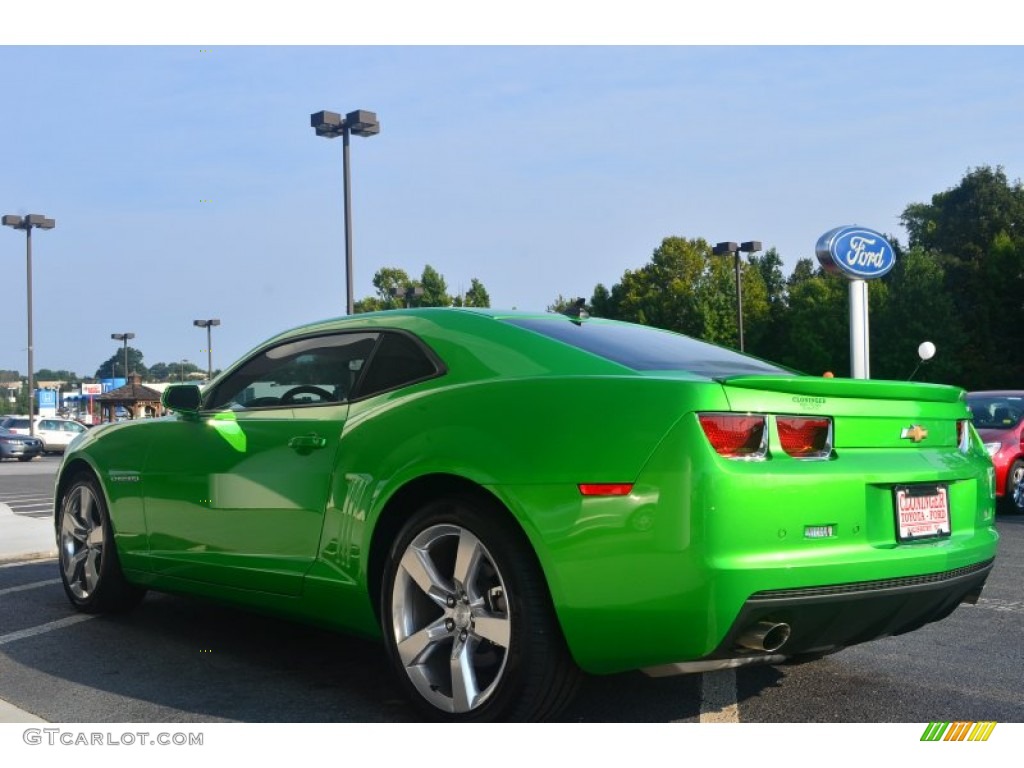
[57,473,145,613]
[1005,460,1024,515]
[381,494,580,721]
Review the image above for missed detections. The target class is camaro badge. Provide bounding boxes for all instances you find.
[901,425,929,443]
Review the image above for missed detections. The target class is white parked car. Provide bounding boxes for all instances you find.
[0,416,89,453]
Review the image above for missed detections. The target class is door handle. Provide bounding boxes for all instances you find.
[288,433,327,450]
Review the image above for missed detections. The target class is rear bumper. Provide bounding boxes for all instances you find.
[0,445,42,459]
[714,557,992,657]
[643,559,992,676]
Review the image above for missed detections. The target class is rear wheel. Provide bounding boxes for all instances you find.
[57,473,145,612]
[381,494,580,721]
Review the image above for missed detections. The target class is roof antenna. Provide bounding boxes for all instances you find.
[563,298,588,323]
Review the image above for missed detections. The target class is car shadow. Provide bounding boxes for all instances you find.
[1,561,775,723]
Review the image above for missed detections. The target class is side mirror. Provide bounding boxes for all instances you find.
[162,384,202,414]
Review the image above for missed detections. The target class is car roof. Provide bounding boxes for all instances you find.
[271,307,548,336]
[222,307,790,386]
[238,308,633,381]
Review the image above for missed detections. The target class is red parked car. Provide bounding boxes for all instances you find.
[967,391,1024,513]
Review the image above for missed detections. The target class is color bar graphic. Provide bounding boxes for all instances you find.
[920,722,997,742]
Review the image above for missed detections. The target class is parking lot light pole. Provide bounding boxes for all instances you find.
[193,319,221,381]
[391,285,424,308]
[111,333,135,379]
[713,240,761,352]
[3,213,56,437]
[310,109,380,315]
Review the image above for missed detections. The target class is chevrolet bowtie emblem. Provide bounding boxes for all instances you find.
[901,425,929,442]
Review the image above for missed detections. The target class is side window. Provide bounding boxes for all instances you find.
[39,420,58,430]
[352,331,442,399]
[205,332,379,411]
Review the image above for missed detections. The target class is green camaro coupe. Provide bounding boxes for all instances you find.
[54,308,999,720]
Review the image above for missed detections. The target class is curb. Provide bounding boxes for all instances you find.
[0,698,47,723]
[0,501,58,564]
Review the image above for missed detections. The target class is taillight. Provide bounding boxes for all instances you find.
[698,414,767,459]
[777,416,833,459]
[957,419,971,454]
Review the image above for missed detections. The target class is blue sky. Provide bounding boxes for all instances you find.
[2,42,1023,377]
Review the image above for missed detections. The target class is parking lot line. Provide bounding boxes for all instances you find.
[0,557,57,569]
[0,614,96,647]
[0,578,61,597]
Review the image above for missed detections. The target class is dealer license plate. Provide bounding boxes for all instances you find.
[893,484,951,541]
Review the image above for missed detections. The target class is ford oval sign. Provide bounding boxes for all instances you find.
[815,226,896,280]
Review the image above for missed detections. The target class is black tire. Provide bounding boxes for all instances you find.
[1004,460,1024,515]
[18,455,34,462]
[380,493,581,721]
[57,473,146,613]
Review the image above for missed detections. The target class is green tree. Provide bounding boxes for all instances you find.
[157,360,203,382]
[420,265,452,307]
[95,347,147,379]
[601,236,708,335]
[35,368,80,385]
[723,252,769,351]
[699,254,743,345]
[870,247,965,384]
[460,278,491,308]
[148,362,170,382]
[900,165,1024,388]
[583,236,768,352]
[589,283,614,317]
[901,165,1024,264]
[358,266,490,311]
[546,294,587,314]
[352,267,415,312]
[772,260,849,376]
[743,248,788,361]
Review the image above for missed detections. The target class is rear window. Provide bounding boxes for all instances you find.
[967,395,1024,429]
[505,318,791,377]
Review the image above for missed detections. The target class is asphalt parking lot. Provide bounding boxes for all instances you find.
[1,457,1022,723]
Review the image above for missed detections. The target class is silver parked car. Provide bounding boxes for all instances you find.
[0,426,43,461]
[0,416,88,453]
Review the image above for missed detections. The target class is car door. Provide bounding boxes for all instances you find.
[36,419,60,451]
[61,419,88,450]
[141,331,379,596]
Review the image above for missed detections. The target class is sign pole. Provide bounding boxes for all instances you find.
[816,226,894,380]
[849,279,869,379]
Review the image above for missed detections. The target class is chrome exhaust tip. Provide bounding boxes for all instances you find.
[736,621,791,653]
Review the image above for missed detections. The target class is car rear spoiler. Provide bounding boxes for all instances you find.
[718,375,965,404]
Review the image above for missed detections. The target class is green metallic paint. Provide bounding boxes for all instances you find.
[55,308,999,676]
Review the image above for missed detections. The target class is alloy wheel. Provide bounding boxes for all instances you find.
[1013,466,1024,513]
[390,523,511,714]
[59,483,105,600]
